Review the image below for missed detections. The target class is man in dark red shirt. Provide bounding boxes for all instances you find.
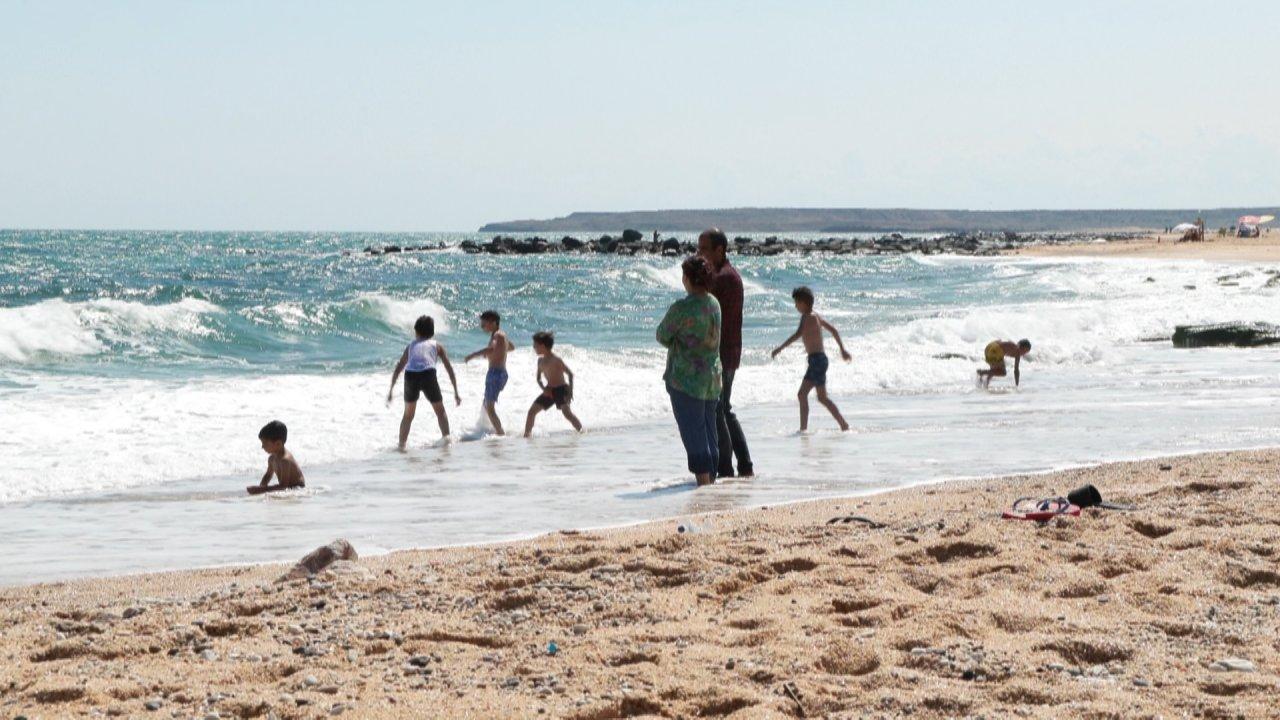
[698,228,754,477]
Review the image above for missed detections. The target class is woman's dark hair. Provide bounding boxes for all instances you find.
[480,310,500,326]
[681,256,713,291]
[259,420,288,443]
[532,331,555,349]
[413,315,435,339]
[792,286,815,307]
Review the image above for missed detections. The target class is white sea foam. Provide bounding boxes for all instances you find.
[240,293,450,334]
[0,297,221,362]
[349,293,450,333]
[635,262,768,295]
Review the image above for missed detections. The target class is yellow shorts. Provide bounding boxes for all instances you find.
[984,341,1005,365]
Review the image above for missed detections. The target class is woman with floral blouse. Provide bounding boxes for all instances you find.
[656,256,723,486]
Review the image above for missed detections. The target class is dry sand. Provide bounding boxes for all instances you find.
[3,450,1279,719]
[1009,232,1280,262]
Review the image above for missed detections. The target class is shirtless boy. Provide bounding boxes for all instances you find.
[977,339,1031,388]
[523,331,583,437]
[465,310,516,435]
[248,420,305,494]
[771,286,852,432]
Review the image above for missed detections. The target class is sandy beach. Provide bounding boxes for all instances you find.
[3,449,1277,719]
[1009,232,1280,262]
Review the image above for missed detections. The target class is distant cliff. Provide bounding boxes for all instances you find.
[480,207,1276,233]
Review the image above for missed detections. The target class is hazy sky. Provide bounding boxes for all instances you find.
[2,1,1277,231]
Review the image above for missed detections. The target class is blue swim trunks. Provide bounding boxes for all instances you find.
[484,367,509,405]
[804,352,829,386]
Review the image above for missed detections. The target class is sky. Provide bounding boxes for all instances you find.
[1,1,1278,231]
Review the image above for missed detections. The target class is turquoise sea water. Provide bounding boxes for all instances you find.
[3,230,1280,583]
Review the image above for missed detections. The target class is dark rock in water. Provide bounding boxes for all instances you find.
[358,230,1142,258]
[280,539,358,581]
[512,238,547,254]
[1172,323,1280,348]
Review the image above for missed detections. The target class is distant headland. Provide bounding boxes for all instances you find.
[480,207,1277,233]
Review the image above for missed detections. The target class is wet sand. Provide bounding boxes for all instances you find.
[1008,232,1280,262]
[3,449,1278,718]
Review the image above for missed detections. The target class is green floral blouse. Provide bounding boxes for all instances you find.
[657,293,723,401]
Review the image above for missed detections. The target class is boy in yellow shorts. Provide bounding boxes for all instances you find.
[978,339,1031,388]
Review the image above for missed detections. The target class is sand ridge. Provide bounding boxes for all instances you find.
[2,450,1278,718]
[1008,232,1280,262]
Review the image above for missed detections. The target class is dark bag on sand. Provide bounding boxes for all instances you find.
[1067,484,1135,511]
[1067,484,1103,508]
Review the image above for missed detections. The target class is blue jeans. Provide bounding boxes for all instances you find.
[667,385,719,477]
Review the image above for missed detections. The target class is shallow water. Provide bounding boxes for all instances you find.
[3,231,1279,584]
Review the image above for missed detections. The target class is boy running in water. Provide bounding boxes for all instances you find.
[387,315,460,449]
[465,310,516,435]
[771,286,852,432]
[523,331,583,437]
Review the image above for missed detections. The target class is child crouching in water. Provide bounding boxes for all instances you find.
[388,315,460,449]
[524,331,583,437]
[248,420,305,494]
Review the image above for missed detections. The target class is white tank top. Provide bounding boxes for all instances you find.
[405,338,439,372]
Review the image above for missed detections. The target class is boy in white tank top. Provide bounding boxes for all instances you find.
[388,315,460,449]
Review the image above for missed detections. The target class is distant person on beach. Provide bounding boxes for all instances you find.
[771,286,851,432]
[248,420,305,494]
[523,331,583,437]
[657,256,722,486]
[387,315,461,448]
[698,228,753,478]
[466,310,516,435]
[977,339,1031,388]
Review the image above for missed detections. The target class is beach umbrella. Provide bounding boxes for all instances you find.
[1237,215,1275,226]
[1172,222,1198,233]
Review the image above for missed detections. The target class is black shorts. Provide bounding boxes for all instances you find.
[533,384,571,409]
[404,369,443,404]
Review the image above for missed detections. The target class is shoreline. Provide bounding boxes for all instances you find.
[10,440,1280,591]
[5,448,1278,717]
[1006,232,1280,262]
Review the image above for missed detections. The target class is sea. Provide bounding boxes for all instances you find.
[3,229,1279,585]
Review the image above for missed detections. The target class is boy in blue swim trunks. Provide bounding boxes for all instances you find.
[465,310,516,435]
[771,286,852,432]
